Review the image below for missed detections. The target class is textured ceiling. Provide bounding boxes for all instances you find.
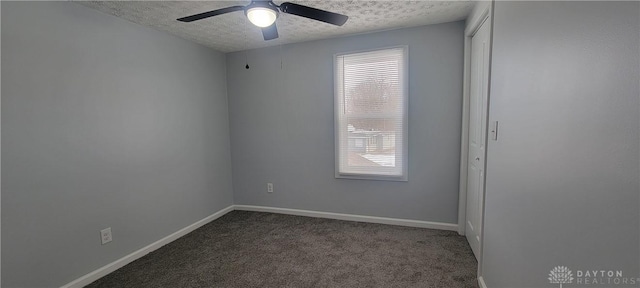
[77,1,475,52]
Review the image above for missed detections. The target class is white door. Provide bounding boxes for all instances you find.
[466,17,491,259]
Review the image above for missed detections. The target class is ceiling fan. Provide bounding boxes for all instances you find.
[177,1,348,41]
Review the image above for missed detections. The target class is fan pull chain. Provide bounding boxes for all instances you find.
[243,16,250,69]
[279,43,283,70]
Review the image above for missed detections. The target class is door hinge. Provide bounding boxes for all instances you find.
[490,121,498,141]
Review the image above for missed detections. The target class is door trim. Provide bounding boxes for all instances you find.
[458,0,493,279]
[458,4,491,236]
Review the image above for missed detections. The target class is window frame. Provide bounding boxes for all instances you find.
[334,46,409,182]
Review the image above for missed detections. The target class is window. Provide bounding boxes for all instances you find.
[334,47,408,181]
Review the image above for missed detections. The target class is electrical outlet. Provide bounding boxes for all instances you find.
[267,183,274,193]
[100,227,112,245]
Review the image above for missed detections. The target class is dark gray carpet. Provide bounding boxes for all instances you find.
[87,211,478,288]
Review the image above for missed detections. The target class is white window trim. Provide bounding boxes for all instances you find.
[334,45,409,182]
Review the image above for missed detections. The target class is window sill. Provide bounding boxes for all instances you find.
[335,173,408,182]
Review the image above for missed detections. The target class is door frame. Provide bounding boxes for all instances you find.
[457,1,493,278]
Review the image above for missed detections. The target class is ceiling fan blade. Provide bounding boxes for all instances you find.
[262,23,279,40]
[279,2,348,26]
[177,6,245,22]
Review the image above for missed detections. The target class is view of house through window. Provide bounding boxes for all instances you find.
[335,47,407,180]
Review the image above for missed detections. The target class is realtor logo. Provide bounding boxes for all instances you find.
[549,266,574,288]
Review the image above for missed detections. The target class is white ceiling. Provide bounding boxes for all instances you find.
[77,1,475,53]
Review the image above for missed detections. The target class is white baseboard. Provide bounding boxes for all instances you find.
[61,205,234,288]
[233,205,458,231]
[478,276,488,288]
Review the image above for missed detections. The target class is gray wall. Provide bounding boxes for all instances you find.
[1,2,233,287]
[227,23,464,223]
[482,1,640,287]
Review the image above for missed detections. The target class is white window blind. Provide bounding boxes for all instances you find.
[335,47,408,181]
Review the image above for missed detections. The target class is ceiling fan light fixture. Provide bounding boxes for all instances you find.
[246,7,278,28]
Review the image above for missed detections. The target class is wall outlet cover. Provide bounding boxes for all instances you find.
[100,227,112,245]
[267,183,274,193]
